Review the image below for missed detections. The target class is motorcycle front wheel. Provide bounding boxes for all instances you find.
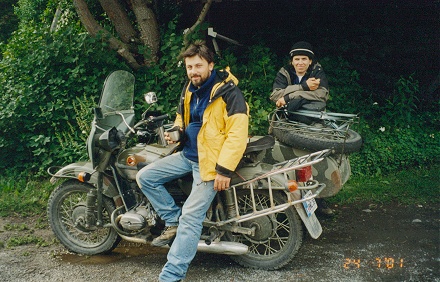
[225,190,303,270]
[47,179,121,255]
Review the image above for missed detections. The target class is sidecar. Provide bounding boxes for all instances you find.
[248,136,351,198]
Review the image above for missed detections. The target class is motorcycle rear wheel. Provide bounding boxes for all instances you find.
[47,179,121,255]
[225,190,303,270]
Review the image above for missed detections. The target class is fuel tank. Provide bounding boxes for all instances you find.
[116,143,178,180]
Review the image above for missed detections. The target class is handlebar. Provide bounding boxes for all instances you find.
[132,114,169,131]
[148,114,168,123]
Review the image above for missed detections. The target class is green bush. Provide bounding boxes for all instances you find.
[329,163,440,205]
[0,24,124,174]
[135,18,188,115]
[218,45,278,135]
[320,56,366,114]
[350,120,440,176]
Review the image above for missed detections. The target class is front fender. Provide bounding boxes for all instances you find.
[48,162,119,198]
[49,162,94,184]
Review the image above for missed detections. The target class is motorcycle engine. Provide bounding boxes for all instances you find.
[119,206,156,231]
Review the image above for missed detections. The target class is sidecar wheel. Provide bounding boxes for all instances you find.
[273,122,362,154]
[47,180,121,255]
[225,190,303,270]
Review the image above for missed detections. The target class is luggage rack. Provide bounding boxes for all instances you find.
[206,149,330,228]
[269,109,359,141]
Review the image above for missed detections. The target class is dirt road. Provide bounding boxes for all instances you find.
[0,202,438,282]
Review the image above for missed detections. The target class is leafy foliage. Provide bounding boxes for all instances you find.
[136,18,188,115]
[320,56,365,114]
[349,110,440,176]
[0,24,125,173]
[0,0,19,45]
[217,45,278,135]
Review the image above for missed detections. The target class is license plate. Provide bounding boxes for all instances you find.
[302,190,317,217]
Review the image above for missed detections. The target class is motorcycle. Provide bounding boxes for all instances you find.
[47,70,353,270]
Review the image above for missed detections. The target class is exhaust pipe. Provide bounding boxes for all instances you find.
[197,241,248,255]
[119,235,248,256]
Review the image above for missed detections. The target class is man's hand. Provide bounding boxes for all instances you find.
[276,97,287,108]
[164,131,174,144]
[214,174,231,191]
[164,128,182,144]
[306,78,320,90]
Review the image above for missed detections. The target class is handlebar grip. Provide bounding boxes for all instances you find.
[149,114,168,122]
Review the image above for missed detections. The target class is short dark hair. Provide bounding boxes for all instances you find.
[181,40,215,63]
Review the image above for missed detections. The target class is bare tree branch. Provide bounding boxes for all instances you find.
[183,0,213,47]
[73,0,142,70]
[50,6,62,33]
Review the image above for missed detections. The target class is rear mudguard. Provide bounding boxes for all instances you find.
[48,162,119,199]
[290,191,322,239]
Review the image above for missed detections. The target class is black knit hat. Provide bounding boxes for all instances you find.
[289,41,314,59]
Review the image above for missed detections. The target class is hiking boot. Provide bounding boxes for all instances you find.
[151,226,178,247]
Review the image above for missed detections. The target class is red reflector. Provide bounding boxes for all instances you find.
[295,166,312,182]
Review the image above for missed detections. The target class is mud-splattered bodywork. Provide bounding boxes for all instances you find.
[250,137,351,198]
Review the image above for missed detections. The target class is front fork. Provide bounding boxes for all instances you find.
[85,151,112,228]
[85,172,104,228]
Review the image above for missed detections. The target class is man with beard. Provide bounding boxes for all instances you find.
[136,40,249,282]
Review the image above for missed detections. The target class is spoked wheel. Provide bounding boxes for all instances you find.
[47,180,121,255]
[225,190,303,270]
[272,119,362,153]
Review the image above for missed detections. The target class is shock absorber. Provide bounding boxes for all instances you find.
[85,189,97,228]
[224,189,237,219]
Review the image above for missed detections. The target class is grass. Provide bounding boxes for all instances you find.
[0,175,55,217]
[329,164,440,205]
[0,165,438,217]
[6,235,48,247]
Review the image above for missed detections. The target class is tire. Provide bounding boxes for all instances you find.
[47,179,121,255]
[225,190,303,270]
[273,125,362,154]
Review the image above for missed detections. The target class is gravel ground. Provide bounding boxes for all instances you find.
[0,202,438,282]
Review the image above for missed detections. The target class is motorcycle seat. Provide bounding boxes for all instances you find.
[244,135,275,155]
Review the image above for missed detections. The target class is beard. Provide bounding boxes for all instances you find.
[190,72,210,87]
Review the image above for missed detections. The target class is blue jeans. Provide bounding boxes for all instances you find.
[136,152,217,282]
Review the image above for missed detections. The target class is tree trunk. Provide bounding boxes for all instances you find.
[73,0,142,70]
[131,0,160,64]
[98,0,138,44]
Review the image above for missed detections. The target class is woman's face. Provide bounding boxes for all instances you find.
[291,55,312,76]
